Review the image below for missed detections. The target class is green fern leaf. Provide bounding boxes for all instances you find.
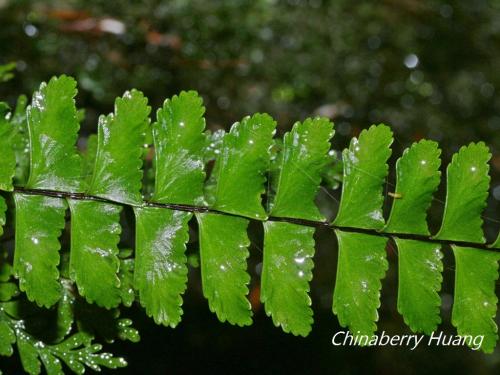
[333,124,393,229]
[452,246,500,353]
[0,320,15,356]
[87,90,151,205]
[17,332,42,375]
[134,207,191,327]
[152,91,206,205]
[68,200,122,308]
[0,107,15,191]
[209,113,276,219]
[268,117,334,220]
[332,230,388,337]
[25,76,82,192]
[13,194,66,307]
[54,333,127,373]
[196,213,252,326]
[0,196,6,236]
[261,221,315,336]
[14,325,127,375]
[435,142,491,243]
[385,140,441,234]
[395,239,442,334]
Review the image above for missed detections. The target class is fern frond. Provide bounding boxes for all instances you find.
[1,77,500,363]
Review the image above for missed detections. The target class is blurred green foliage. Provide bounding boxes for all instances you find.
[1,0,500,155]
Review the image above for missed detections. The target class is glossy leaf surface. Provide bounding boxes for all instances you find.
[87,90,151,205]
[13,194,66,307]
[196,213,252,326]
[25,76,82,192]
[435,142,491,243]
[333,124,393,229]
[452,246,500,353]
[261,221,315,336]
[385,140,441,234]
[152,91,206,205]
[268,117,333,220]
[0,320,15,356]
[332,230,388,337]
[13,327,127,375]
[134,207,191,327]
[209,113,276,219]
[69,200,122,308]
[395,238,442,334]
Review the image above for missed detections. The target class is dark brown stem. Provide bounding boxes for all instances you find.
[10,186,499,252]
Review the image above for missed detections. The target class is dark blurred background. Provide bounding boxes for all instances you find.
[1,0,500,374]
